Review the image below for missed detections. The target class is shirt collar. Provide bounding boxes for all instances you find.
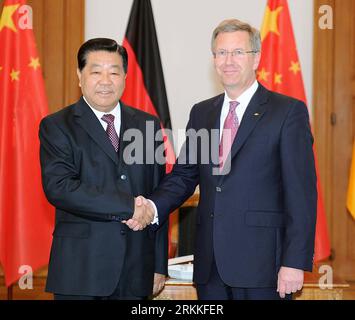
[224,80,259,105]
[83,96,121,121]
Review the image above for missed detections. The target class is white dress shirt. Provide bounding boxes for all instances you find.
[83,96,121,135]
[219,80,259,140]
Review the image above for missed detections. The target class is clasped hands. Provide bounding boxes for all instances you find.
[122,196,155,231]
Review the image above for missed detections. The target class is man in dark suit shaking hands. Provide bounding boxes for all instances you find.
[39,38,167,300]
[129,19,317,300]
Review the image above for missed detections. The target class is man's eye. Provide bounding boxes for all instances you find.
[234,50,243,55]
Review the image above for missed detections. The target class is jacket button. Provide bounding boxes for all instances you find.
[120,174,127,180]
[216,187,222,192]
[210,213,214,218]
[120,230,126,235]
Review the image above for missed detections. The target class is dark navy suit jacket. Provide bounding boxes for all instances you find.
[150,84,317,288]
[39,97,167,296]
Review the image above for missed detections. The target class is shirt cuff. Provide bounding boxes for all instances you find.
[148,199,159,225]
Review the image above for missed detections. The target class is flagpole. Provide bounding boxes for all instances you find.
[7,284,13,300]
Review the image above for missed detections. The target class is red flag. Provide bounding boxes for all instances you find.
[347,140,355,219]
[0,0,54,286]
[121,0,176,257]
[257,0,331,262]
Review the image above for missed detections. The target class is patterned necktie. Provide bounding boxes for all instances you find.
[219,101,240,168]
[101,114,119,152]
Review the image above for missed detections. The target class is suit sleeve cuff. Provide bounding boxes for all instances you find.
[149,199,159,225]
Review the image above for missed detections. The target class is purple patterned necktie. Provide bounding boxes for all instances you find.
[101,114,119,152]
[219,101,240,168]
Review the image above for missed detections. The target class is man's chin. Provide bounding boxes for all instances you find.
[91,98,119,112]
[222,81,239,89]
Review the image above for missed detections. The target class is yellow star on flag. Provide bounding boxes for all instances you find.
[274,73,282,84]
[289,61,301,75]
[0,4,20,33]
[10,68,20,81]
[257,68,270,82]
[260,5,283,41]
[29,57,41,70]
[0,66,3,72]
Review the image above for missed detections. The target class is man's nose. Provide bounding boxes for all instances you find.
[225,51,234,64]
[99,72,112,84]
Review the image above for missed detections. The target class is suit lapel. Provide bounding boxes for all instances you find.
[206,94,224,179]
[228,84,269,165]
[117,103,137,170]
[218,84,269,179]
[206,94,224,132]
[74,97,119,165]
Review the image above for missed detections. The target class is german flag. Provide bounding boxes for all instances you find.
[121,0,176,257]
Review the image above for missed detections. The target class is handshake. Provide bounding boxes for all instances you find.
[122,196,156,231]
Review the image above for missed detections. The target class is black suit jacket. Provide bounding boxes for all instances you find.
[150,84,317,288]
[39,97,167,296]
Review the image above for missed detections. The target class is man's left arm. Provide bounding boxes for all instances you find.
[280,100,317,269]
[152,119,169,295]
[278,100,317,296]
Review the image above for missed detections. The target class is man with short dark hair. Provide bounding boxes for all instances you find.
[39,38,167,300]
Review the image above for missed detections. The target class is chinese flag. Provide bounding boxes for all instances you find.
[257,0,331,262]
[347,141,355,219]
[0,0,53,286]
[121,0,176,257]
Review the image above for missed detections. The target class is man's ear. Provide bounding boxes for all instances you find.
[253,51,261,71]
[77,68,82,87]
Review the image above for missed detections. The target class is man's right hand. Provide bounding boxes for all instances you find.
[122,196,154,231]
